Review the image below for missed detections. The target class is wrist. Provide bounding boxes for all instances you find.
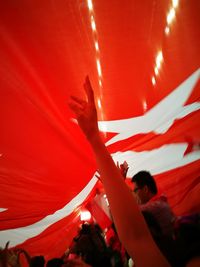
[87,129,101,145]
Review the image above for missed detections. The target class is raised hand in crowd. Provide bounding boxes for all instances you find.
[69,76,170,267]
[117,161,129,179]
[0,242,21,267]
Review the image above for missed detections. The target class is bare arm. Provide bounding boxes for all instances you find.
[69,76,170,267]
[117,161,129,179]
[17,249,31,265]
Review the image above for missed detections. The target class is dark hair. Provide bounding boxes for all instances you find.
[30,256,45,267]
[80,222,91,235]
[131,171,157,194]
[46,258,64,267]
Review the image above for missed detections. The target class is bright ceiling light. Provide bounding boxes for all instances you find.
[156,61,161,70]
[156,51,163,64]
[97,98,102,108]
[172,0,179,8]
[165,26,170,35]
[87,0,93,11]
[95,41,99,51]
[167,8,175,24]
[80,210,92,221]
[91,16,96,31]
[152,76,156,85]
[96,58,102,77]
[155,66,159,75]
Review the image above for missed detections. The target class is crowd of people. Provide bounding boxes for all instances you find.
[1,76,199,267]
[1,211,199,267]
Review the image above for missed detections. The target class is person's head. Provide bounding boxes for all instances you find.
[30,256,45,267]
[63,257,92,267]
[131,171,157,204]
[80,222,91,235]
[46,258,64,267]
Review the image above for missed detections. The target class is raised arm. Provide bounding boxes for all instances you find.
[17,249,31,265]
[69,76,170,267]
[117,161,129,179]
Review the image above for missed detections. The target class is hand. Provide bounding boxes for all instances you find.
[69,76,99,141]
[0,242,21,267]
[0,241,10,267]
[117,161,129,178]
[7,250,20,267]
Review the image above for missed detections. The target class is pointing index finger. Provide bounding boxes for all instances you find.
[84,76,95,105]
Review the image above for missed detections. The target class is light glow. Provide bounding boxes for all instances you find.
[97,98,102,108]
[91,16,96,31]
[103,194,109,206]
[87,0,103,88]
[152,76,156,85]
[167,8,175,24]
[96,58,102,77]
[87,0,93,11]
[165,26,170,35]
[156,61,161,70]
[95,41,99,51]
[155,67,159,75]
[80,210,91,221]
[172,0,179,8]
[156,51,163,65]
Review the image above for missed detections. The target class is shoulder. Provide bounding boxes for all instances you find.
[140,196,174,216]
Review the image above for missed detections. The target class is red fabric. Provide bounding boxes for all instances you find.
[86,197,112,229]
